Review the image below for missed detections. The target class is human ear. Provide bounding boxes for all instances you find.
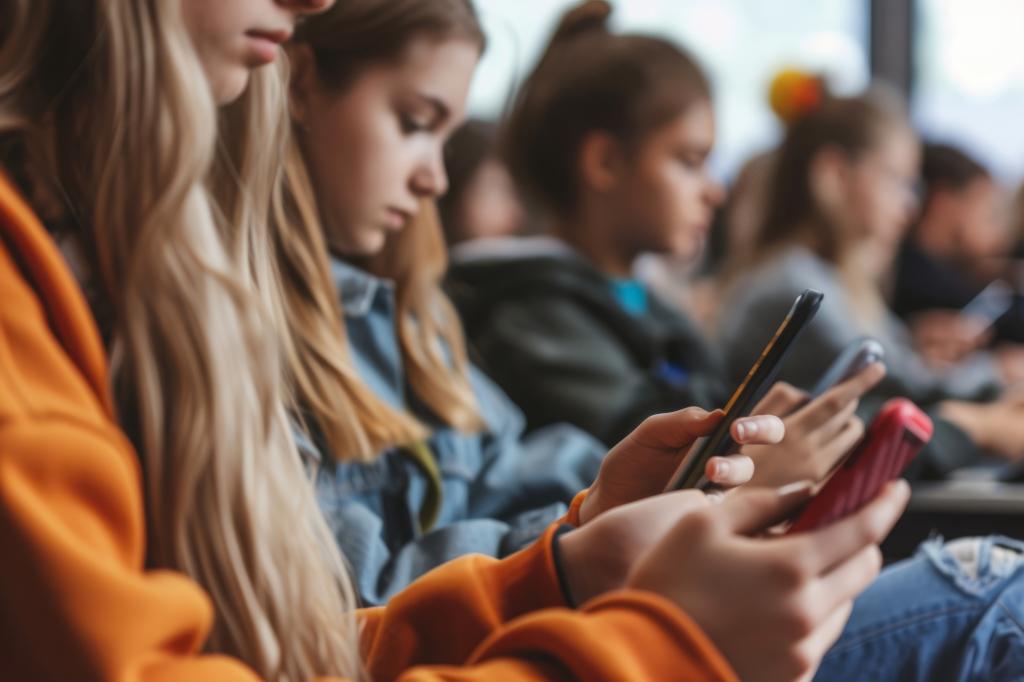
[577,130,627,194]
[809,145,849,214]
[286,43,319,128]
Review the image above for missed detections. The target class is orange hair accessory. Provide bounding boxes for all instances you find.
[769,68,825,123]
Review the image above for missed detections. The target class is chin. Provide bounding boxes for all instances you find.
[212,69,251,105]
[349,230,389,258]
[665,239,701,263]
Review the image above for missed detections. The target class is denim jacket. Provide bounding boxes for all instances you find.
[309,259,605,606]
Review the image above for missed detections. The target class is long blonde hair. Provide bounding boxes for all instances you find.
[276,0,485,463]
[0,2,362,679]
[364,200,483,433]
[277,139,430,461]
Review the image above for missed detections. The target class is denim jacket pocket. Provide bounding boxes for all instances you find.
[432,429,484,523]
[315,451,408,514]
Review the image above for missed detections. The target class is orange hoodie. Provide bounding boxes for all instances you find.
[0,172,737,681]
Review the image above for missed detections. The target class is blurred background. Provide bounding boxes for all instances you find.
[466,0,1024,186]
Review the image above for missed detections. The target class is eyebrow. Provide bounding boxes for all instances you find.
[679,143,713,158]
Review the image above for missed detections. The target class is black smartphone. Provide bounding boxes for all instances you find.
[666,289,824,491]
[960,279,1014,339]
[809,337,885,399]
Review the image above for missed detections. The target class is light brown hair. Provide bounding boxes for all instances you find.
[504,0,711,218]
[748,86,913,327]
[280,0,486,461]
[757,88,912,264]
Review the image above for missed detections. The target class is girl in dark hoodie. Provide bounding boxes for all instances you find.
[447,0,880,489]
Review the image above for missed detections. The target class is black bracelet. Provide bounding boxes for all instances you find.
[550,523,578,608]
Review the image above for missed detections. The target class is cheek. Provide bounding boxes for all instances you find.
[180,2,248,101]
[657,167,703,227]
[308,107,396,208]
[868,190,908,243]
[847,178,883,234]
[307,122,360,204]
[632,167,700,251]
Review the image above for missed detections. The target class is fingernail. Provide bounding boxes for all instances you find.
[715,460,730,478]
[736,420,758,439]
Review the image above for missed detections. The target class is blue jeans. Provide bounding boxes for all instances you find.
[816,536,1024,681]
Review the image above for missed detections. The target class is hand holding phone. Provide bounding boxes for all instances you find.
[742,359,886,489]
[962,279,1014,331]
[666,289,824,491]
[787,398,931,534]
[810,338,885,399]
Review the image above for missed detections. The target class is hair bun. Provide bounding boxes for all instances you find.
[551,0,612,44]
[769,68,825,124]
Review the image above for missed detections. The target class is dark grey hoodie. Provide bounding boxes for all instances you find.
[446,236,727,446]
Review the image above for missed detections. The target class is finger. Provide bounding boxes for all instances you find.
[706,455,755,488]
[791,600,854,682]
[718,482,815,535]
[732,414,785,445]
[752,381,808,418]
[814,545,883,615]
[811,400,860,446]
[786,372,868,436]
[787,479,910,573]
[817,417,866,475]
[629,407,725,450]
[814,362,886,417]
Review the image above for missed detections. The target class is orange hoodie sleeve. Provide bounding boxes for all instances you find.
[0,173,735,681]
[360,523,737,681]
[0,173,267,680]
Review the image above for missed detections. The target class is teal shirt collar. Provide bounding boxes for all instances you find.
[609,278,649,316]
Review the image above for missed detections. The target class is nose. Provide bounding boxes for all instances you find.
[277,0,335,16]
[705,178,726,208]
[903,181,921,222]
[411,150,450,198]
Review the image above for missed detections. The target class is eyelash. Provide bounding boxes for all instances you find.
[678,155,704,170]
[400,114,430,135]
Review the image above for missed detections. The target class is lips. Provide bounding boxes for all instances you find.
[245,28,291,65]
[246,28,292,45]
[384,206,415,230]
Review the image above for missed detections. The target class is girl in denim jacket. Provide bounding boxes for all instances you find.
[280,0,1024,679]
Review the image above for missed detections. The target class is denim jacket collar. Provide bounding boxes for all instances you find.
[330,257,395,319]
[328,256,408,412]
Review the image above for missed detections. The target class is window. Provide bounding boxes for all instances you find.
[913,0,1024,182]
[468,0,869,179]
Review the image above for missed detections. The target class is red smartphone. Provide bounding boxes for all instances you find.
[787,398,932,534]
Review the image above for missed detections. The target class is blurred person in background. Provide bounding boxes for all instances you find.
[717,79,1024,472]
[892,143,1024,369]
[440,119,526,248]
[447,1,885,491]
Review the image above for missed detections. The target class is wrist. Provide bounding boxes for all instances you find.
[940,401,987,449]
[577,486,602,526]
[558,523,630,605]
